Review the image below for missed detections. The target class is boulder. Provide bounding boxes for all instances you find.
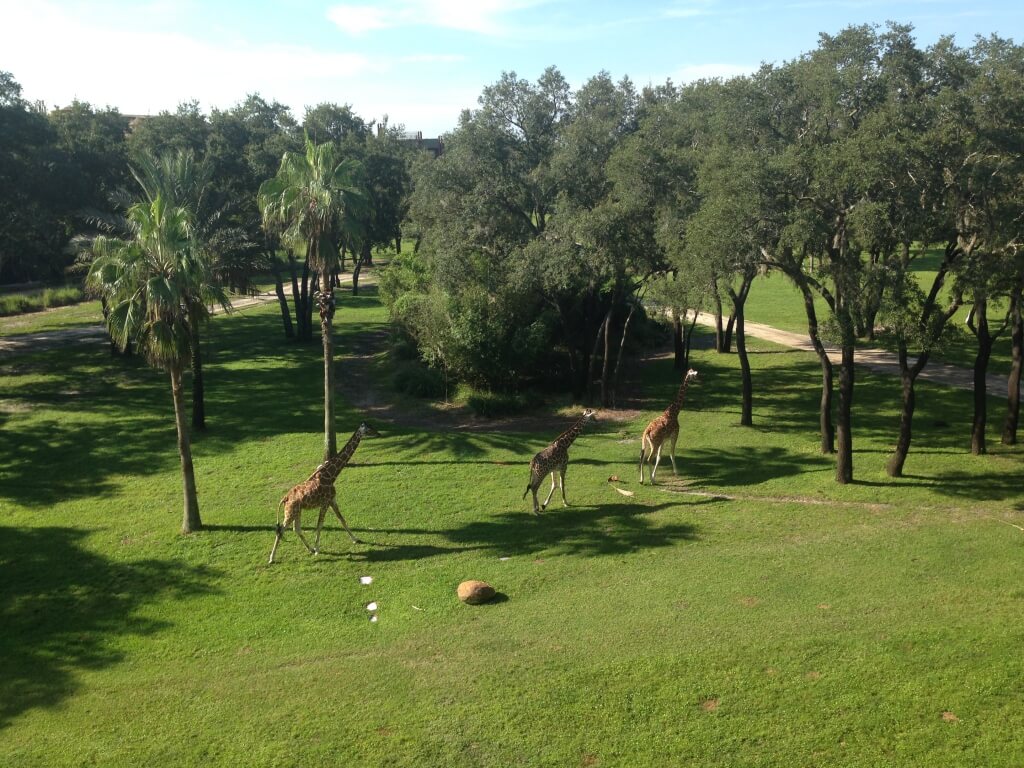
[457,579,496,605]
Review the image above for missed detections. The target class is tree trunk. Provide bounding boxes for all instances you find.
[320,290,337,460]
[587,305,610,404]
[189,318,206,431]
[682,310,698,371]
[712,277,726,352]
[599,297,615,408]
[353,241,370,297]
[611,295,639,408]
[170,364,201,534]
[672,311,685,371]
[886,239,961,471]
[722,313,735,354]
[730,273,754,427]
[1002,284,1022,445]
[300,260,312,340]
[835,343,854,484]
[306,271,317,340]
[395,233,402,255]
[288,252,303,338]
[970,298,993,455]
[797,279,834,453]
[272,261,294,339]
[886,343,924,478]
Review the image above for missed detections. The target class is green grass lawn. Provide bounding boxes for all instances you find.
[744,250,1016,377]
[0,299,104,336]
[2,288,1023,766]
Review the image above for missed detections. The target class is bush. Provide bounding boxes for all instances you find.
[391,362,446,399]
[0,286,84,316]
[464,388,543,419]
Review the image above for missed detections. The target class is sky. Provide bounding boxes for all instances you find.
[2,0,1022,136]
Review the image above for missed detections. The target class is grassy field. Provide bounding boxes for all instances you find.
[2,287,1023,766]
[0,298,104,337]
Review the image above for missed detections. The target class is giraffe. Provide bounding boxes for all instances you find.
[639,368,698,485]
[522,409,597,515]
[268,422,380,564]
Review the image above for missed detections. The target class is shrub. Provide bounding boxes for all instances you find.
[0,286,84,316]
[391,362,446,399]
[463,388,543,419]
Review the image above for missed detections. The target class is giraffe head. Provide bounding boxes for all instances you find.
[581,408,597,424]
[358,421,381,438]
[685,368,698,382]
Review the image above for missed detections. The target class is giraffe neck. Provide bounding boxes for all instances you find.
[318,430,363,484]
[554,415,588,449]
[667,378,693,417]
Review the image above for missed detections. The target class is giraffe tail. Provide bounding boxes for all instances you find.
[522,483,531,499]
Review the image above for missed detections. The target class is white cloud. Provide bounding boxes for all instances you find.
[0,1,374,114]
[326,0,553,37]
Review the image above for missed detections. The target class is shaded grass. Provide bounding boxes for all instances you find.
[1,288,1023,766]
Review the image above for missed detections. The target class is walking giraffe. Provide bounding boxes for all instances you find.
[268,422,380,563]
[639,368,698,485]
[523,409,597,514]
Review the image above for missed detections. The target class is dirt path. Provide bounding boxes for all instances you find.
[694,311,1008,394]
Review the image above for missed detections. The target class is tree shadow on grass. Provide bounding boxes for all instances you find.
[378,500,704,561]
[0,527,219,730]
[681,446,833,488]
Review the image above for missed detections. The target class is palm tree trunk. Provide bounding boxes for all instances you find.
[320,289,337,460]
[171,364,201,534]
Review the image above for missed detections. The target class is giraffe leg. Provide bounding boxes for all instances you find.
[268,524,284,564]
[669,433,679,476]
[330,501,362,544]
[531,485,541,515]
[651,444,664,485]
[313,505,328,553]
[293,519,316,555]
[541,472,558,510]
[639,436,650,485]
[559,468,568,507]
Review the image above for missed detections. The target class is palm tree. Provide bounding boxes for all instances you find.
[87,194,228,534]
[258,135,363,459]
[130,150,245,431]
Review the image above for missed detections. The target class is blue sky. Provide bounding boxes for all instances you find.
[2,0,1021,135]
